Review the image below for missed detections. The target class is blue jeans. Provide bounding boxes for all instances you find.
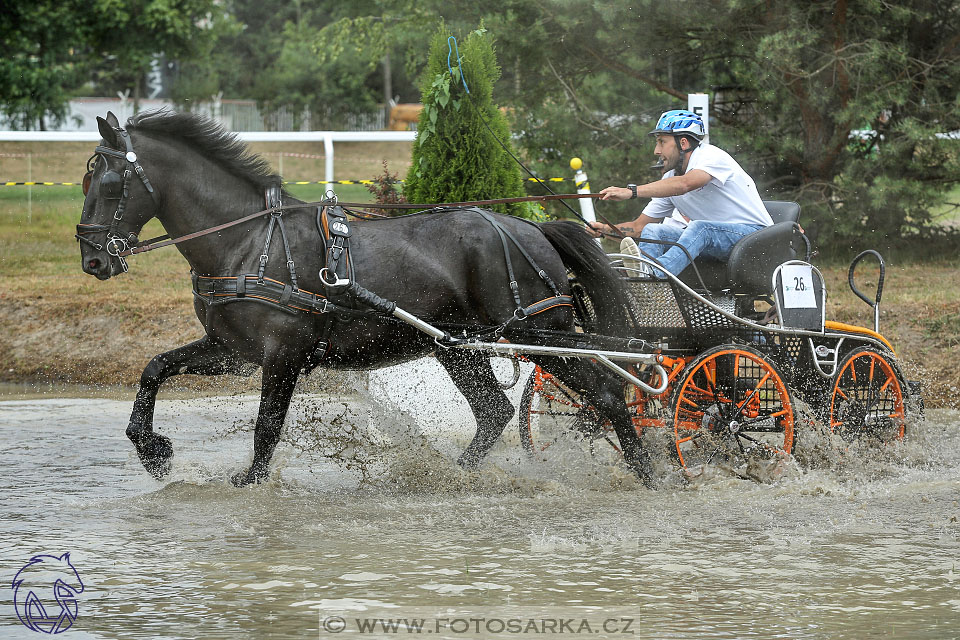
[638,220,764,276]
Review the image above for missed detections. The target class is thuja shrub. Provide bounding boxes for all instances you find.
[403,26,541,220]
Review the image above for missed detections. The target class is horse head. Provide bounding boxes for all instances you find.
[12,552,85,633]
[77,111,161,280]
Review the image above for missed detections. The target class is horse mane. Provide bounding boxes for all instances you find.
[127,109,280,189]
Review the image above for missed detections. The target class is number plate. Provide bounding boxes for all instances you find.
[781,264,817,308]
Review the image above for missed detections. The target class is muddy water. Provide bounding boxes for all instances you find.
[1,377,959,639]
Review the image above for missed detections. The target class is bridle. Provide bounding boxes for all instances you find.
[76,126,160,272]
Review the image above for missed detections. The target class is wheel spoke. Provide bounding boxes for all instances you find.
[736,419,784,432]
[737,432,783,454]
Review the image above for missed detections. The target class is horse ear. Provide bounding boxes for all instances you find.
[97,115,120,148]
[105,111,120,128]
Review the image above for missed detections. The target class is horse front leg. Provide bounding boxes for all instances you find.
[127,336,245,479]
[231,345,306,487]
[435,349,516,469]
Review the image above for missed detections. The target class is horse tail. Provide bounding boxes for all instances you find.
[538,220,634,337]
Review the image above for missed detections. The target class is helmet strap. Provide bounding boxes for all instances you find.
[674,135,697,175]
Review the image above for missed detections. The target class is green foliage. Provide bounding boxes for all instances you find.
[87,0,221,104]
[365,160,408,216]
[0,1,89,129]
[700,0,960,250]
[403,26,541,219]
[5,0,957,253]
[0,0,223,126]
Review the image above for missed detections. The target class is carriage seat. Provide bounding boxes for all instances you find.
[676,200,806,295]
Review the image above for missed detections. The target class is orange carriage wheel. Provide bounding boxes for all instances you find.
[518,366,617,456]
[671,345,795,474]
[829,347,906,442]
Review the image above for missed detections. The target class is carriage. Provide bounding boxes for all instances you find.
[417,200,920,477]
[77,111,919,486]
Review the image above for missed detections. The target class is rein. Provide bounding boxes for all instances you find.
[117,192,605,258]
[78,122,613,263]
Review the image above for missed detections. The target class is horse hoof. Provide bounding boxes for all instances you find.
[626,455,658,489]
[129,429,174,480]
[230,466,266,487]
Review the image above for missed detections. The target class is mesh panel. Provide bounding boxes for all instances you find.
[782,336,803,361]
[674,289,739,330]
[626,279,687,329]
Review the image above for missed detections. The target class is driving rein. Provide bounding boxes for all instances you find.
[77,128,604,264]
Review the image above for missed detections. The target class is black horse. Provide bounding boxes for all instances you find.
[77,110,649,486]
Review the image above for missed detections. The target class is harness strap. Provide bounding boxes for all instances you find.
[255,185,300,290]
[274,214,299,291]
[473,209,565,317]
[116,129,160,206]
[193,273,380,321]
[319,205,354,291]
[487,213,523,310]
[522,296,574,317]
[257,215,277,284]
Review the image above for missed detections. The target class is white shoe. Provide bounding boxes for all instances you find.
[620,237,652,277]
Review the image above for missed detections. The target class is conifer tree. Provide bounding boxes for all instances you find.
[403,26,540,219]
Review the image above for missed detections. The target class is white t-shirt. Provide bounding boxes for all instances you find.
[642,143,772,227]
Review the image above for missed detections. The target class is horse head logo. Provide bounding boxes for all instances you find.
[12,553,85,634]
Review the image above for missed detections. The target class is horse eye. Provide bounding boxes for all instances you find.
[99,171,123,199]
[82,172,92,196]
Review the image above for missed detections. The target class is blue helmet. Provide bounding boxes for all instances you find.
[649,110,705,141]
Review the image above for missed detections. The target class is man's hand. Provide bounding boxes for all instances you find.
[599,186,633,201]
[585,222,608,238]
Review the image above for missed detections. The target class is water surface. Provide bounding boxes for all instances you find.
[1,386,958,639]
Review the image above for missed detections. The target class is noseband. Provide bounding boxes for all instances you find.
[76,126,160,272]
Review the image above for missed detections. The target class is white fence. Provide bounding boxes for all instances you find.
[0,130,415,185]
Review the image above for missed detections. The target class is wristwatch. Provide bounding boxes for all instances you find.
[627,183,638,199]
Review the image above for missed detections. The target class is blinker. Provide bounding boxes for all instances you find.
[99,171,123,199]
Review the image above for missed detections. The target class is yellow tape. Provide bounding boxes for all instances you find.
[1,178,573,187]
[2,181,79,186]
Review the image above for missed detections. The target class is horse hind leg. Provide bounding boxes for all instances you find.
[435,349,516,469]
[128,336,248,479]
[532,356,655,487]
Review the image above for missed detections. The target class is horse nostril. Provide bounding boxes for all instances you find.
[88,259,101,270]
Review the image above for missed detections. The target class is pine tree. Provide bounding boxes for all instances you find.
[403,26,541,220]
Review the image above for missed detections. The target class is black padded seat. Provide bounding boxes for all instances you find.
[672,200,805,295]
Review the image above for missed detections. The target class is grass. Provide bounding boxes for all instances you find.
[930,183,960,230]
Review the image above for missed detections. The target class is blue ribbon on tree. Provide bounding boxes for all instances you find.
[447,36,470,94]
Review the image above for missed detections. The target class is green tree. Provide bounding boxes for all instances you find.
[0,0,224,127]
[403,26,540,218]
[0,0,89,129]
[87,0,222,109]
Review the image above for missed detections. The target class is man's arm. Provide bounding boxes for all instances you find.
[599,169,713,201]
[586,213,662,239]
